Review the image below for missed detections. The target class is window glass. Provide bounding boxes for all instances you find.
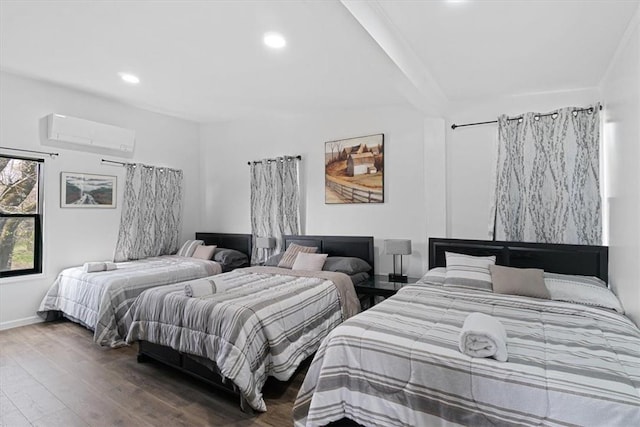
[0,156,42,276]
[0,158,38,214]
[0,217,35,271]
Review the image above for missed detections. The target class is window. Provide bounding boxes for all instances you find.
[0,155,43,277]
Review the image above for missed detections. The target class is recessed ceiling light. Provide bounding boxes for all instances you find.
[118,72,140,85]
[263,32,286,49]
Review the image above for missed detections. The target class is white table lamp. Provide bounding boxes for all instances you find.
[256,237,276,249]
[384,239,411,283]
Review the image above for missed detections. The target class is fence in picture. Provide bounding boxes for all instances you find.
[326,176,383,203]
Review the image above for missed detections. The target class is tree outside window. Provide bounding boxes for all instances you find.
[0,156,43,277]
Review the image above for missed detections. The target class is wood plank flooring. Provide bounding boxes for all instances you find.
[0,320,308,426]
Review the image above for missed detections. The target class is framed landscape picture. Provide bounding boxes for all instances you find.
[325,134,384,204]
[61,172,116,208]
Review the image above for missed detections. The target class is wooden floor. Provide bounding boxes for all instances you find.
[0,320,307,426]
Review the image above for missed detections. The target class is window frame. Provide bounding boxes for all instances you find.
[0,155,44,278]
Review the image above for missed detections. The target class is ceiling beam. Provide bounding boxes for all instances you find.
[340,0,448,117]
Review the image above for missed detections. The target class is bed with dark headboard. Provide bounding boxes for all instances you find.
[135,234,374,413]
[283,234,375,273]
[37,232,251,348]
[196,232,252,267]
[429,237,608,281]
[293,239,640,427]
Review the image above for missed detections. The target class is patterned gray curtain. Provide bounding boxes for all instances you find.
[114,164,183,261]
[136,165,155,259]
[490,104,601,245]
[114,164,138,262]
[250,156,300,264]
[153,167,182,256]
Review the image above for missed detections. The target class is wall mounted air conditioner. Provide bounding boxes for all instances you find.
[46,114,135,157]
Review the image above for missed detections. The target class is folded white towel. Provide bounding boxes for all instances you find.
[184,279,217,298]
[459,312,508,362]
[83,262,106,273]
[104,262,118,271]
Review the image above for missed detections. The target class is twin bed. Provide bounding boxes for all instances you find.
[293,238,640,426]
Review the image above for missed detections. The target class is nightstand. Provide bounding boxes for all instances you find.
[356,275,420,308]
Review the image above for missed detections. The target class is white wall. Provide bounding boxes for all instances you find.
[445,88,601,239]
[2,43,634,329]
[600,9,640,326]
[0,72,201,329]
[199,107,445,278]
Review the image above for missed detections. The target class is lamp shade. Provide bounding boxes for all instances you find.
[256,237,276,249]
[384,239,412,255]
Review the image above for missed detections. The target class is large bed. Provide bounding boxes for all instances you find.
[293,238,640,427]
[125,234,374,412]
[37,232,252,347]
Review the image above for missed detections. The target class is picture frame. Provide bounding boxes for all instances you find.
[325,134,384,204]
[60,172,116,208]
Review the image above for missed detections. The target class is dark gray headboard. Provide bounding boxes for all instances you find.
[195,232,252,259]
[429,238,608,282]
[283,235,375,273]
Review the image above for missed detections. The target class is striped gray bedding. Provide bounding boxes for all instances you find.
[294,284,640,427]
[124,266,360,412]
[38,255,221,347]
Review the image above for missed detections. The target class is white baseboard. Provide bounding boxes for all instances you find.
[0,315,43,331]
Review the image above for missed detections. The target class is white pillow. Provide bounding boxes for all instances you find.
[177,239,204,257]
[444,252,496,291]
[278,243,318,269]
[544,273,624,313]
[416,267,446,286]
[291,253,328,271]
[192,245,217,260]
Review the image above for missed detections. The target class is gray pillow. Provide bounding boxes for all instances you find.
[213,248,249,271]
[490,265,550,299]
[349,272,370,285]
[322,257,372,275]
[264,252,284,267]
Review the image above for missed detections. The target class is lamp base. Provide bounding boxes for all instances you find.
[388,273,408,283]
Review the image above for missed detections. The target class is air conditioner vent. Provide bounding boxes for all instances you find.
[45,114,135,157]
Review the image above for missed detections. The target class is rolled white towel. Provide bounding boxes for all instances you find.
[184,278,217,298]
[83,262,106,273]
[210,276,234,293]
[459,312,508,362]
[104,262,118,271]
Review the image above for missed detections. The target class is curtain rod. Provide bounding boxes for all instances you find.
[247,155,302,166]
[101,159,179,172]
[450,105,602,130]
[101,159,127,166]
[0,146,59,157]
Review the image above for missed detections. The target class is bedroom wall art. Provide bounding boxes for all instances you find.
[60,172,116,208]
[325,133,384,204]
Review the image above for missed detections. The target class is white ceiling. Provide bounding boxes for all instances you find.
[377,0,639,103]
[1,0,638,122]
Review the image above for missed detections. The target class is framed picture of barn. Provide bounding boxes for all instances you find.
[325,134,384,204]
